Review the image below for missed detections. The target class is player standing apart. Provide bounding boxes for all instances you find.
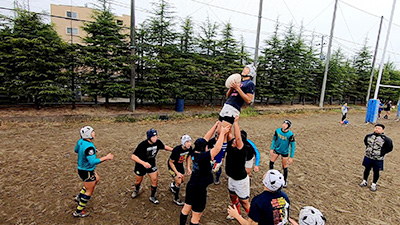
[269,120,296,187]
[73,126,114,217]
[360,124,393,191]
[341,102,348,123]
[168,134,193,206]
[131,129,173,204]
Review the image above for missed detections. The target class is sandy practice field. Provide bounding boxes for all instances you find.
[1,111,399,224]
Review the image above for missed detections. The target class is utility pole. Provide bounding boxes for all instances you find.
[320,35,325,60]
[373,0,397,99]
[129,0,136,112]
[251,0,263,105]
[319,0,338,108]
[69,1,76,109]
[366,16,383,104]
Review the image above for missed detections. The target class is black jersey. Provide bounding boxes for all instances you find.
[225,139,247,180]
[189,151,213,186]
[133,139,165,166]
[168,145,192,171]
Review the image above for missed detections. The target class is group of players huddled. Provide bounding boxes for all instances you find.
[72,65,326,225]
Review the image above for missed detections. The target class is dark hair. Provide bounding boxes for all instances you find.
[375,124,385,130]
[241,130,247,140]
[194,138,207,152]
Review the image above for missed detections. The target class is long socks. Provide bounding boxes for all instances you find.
[269,161,275,169]
[77,187,86,199]
[180,212,188,225]
[76,194,91,213]
[174,185,181,200]
[134,183,141,192]
[283,167,288,182]
[151,185,157,197]
[232,199,241,215]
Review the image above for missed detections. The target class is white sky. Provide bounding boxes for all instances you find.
[1,0,400,68]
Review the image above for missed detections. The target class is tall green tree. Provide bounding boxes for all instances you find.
[135,0,177,104]
[258,22,283,104]
[352,43,372,104]
[196,17,220,104]
[82,0,131,106]
[0,10,68,108]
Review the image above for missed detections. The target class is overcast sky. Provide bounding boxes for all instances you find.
[2,0,400,68]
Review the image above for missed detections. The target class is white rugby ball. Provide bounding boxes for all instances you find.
[225,73,241,88]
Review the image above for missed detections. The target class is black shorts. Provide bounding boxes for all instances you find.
[134,163,158,176]
[78,169,96,182]
[168,163,185,178]
[184,182,208,213]
[273,150,289,158]
[362,156,384,171]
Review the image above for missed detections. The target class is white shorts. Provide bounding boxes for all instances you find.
[245,157,254,169]
[219,104,240,118]
[228,175,250,200]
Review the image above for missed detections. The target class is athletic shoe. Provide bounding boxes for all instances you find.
[214,180,221,185]
[169,182,176,194]
[173,198,184,206]
[73,210,89,218]
[359,180,367,187]
[226,215,235,220]
[370,183,377,192]
[131,190,139,199]
[283,181,288,188]
[74,195,80,203]
[149,196,160,204]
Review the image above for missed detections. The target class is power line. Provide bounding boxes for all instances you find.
[339,0,400,28]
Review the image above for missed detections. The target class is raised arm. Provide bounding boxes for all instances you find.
[234,117,244,149]
[204,121,220,141]
[210,125,231,160]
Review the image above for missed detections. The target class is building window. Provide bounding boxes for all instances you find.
[67,27,79,35]
[117,19,123,25]
[66,11,78,19]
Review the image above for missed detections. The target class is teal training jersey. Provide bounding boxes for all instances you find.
[74,139,101,171]
[270,128,296,158]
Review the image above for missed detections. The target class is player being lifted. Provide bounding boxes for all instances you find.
[131,129,173,204]
[212,64,256,183]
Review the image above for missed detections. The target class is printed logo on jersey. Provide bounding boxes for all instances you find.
[278,133,288,141]
[146,146,158,158]
[88,149,95,156]
[271,197,289,225]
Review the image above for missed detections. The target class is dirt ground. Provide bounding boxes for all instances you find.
[1,110,400,225]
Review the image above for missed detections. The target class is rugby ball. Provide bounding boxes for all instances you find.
[225,73,241,88]
[299,206,326,225]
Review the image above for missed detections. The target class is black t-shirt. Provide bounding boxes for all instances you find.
[225,139,247,180]
[225,79,255,111]
[189,151,213,186]
[133,139,165,166]
[248,191,290,225]
[244,139,255,161]
[168,145,192,171]
[207,137,217,149]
